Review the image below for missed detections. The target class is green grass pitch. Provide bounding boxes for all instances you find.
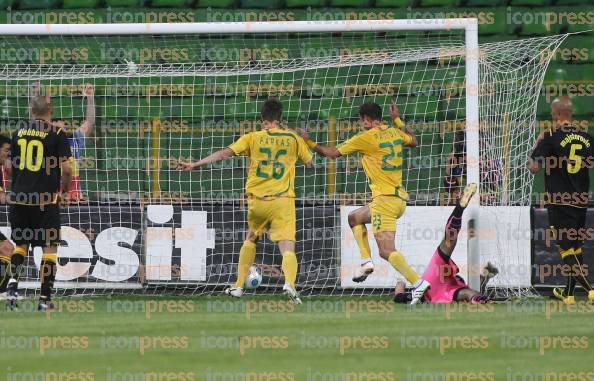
[1,296,593,379]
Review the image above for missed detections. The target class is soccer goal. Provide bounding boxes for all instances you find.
[0,21,566,299]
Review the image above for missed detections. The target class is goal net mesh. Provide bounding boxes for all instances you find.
[0,29,566,298]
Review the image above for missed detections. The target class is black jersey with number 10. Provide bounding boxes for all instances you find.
[10,120,73,206]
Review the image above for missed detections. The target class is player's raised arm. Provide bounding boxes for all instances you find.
[57,127,74,195]
[389,102,417,148]
[28,82,41,118]
[78,83,96,137]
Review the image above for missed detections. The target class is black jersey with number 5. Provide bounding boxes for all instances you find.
[10,120,72,205]
[531,124,594,208]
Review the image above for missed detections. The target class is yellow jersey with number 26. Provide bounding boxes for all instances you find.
[228,127,313,198]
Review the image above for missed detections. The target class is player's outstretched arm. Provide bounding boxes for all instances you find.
[176,147,235,171]
[78,84,96,137]
[389,102,418,148]
[295,128,342,159]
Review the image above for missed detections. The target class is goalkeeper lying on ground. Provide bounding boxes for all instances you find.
[393,183,498,304]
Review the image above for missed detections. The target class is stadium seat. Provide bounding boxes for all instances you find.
[240,0,285,8]
[566,22,593,33]
[536,95,551,117]
[575,64,594,80]
[571,95,592,117]
[476,8,507,35]
[555,0,590,4]
[464,0,505,6]
[150,0,193,6]
[418,0,461,7]
[18,0,61,9]
[375,0,410,6]
[560,36,594,63]
[195,0,236,7]
[285,0,326,7]
[509,0,551,6]
[480,34,516,43]
[328,0,372,6]
[544,64,568,83]
[511,9,561,35]
[62,0,100,8]
[105,0,146,7]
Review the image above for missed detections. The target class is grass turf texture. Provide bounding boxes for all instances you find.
[0,296,593,378]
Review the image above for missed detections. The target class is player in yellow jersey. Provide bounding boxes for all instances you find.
[177,98,313,304]
[298,102,430,304]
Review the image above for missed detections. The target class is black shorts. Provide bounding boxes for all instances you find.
[547,204,587,251]
[9,203,61,247]
[0,231,6,241]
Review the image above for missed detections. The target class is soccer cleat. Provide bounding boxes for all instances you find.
[283,284,302,305]
[553,287,575,305]
[588,290,594,304]
[552,287,565,301]
[352,261,374,283]
[410,279,430,305]
[459,183,477,208]
[6,280,18,311]
[224,287,244,298]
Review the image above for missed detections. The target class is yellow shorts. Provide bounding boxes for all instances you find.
[247,196,296,242]
[369,195,406,233]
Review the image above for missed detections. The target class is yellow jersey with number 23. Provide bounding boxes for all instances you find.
[338,123,413,200]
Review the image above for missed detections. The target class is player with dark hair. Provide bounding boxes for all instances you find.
[4,93,73,311]
[0,134,15,294]
[177,97,312,304]
[392,183,498,304]
[528,96,594,305]
[298,101,430,304]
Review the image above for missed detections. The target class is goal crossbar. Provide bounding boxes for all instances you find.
[0,19,478,35]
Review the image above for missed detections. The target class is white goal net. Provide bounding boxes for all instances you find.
[0,22,567,299]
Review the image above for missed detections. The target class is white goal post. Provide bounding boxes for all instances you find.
[0,20,565,298]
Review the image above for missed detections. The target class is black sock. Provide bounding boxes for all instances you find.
[9,253,25,285]
[563,254,592,292]
[40,259,57,301]
[445,205,464,239]
[564,275,577,297]
[0,257,10,292]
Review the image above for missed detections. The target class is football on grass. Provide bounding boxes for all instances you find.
[244,266,262,290]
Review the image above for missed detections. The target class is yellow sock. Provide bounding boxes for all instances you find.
[13,246,27,257]
[282,251,298,288]
[388,251,420,284]
[352,225,372,262]
[234,241,256,288]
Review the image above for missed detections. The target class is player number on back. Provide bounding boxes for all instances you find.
[17,138,44,172]
[379,139,403,171]
[567,143,582,174]
[256,147,287,179]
